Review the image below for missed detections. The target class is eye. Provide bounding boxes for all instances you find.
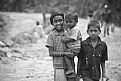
[54,20,58,23]
[94,30,98,32]
[58,19,63,22]
[89,30,98,32]
[89,30,93,32]
[53,19,63,23]
[65,21,69,23]
[65,21,74,23]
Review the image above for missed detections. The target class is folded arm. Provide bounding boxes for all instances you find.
[61,35,75,43]
[48,46,75,58]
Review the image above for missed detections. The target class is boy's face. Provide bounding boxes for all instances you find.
[87,26,101,40]
[65,18,76,29]
[53,16,64,31]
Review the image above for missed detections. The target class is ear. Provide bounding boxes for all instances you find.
[98,31,101,35]
[87,30,89,34]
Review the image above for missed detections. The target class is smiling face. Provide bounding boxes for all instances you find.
[87,26,101,40]
[53,16,64,31]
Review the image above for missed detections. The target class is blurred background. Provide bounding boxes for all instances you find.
[0,0,121,44]
[0,0,121,20]
[0,1,121,81]
[0,0,121,25]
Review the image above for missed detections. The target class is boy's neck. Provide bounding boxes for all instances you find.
[90,38,98,48]
[69,25,76,30]
[90,37,98,42]
[56,29,64,34]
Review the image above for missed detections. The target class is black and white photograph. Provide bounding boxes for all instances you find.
[0,0,121,81]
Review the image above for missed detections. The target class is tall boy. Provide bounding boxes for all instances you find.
[45,10,76,81]
[77,20,109,81]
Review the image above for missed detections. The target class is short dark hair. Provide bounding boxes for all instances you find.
[50,10,64,25]
[87,20,101,32]
[65,11,78,23]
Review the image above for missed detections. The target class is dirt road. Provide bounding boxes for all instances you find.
[0,13,121,81]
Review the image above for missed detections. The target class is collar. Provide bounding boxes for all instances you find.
[84,36,102,45]
[68,25,77,30]
[52,28,65,36]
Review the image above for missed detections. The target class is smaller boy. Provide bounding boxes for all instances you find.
[61,12,82,75]
[77,20,109,81]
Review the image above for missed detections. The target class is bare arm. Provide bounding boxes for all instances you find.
[101,61,106,75]
[101,61,109,80]
[48,46,75,58]
[48,47,61,57]
[61,36,75,43]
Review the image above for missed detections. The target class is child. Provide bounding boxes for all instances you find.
[87,10,94,21]
[101,5,112,37]
[77,20,109,81]
[34,21,46,39]
[45,10,76,81]
[61,12,82,75]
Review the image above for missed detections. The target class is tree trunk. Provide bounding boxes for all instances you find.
[41,0,46,28]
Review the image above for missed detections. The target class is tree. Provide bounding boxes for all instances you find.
[41,0,47,28]
[106,0,121,25]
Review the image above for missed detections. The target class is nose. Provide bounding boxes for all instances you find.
[57,21,61,24]
[92,31,95,34]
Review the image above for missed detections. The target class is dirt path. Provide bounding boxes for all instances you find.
[103,28,121,81]
[0,13,121,81]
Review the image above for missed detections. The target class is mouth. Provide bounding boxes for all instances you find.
[56,25,62,28]
[91,35,97,39]
[57,25,61,27]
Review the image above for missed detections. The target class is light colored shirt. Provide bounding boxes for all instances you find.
[34,25,45,38]
[65,26,82,53]
[45,29,67,68]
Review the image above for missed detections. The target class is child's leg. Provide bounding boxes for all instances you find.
[64,48,74,70]
[107,23,110,35]
[64,56,74,75]
[64,56,73,70]
[103,22,107,37]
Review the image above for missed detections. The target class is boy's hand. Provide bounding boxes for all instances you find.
[102,73,109,81]
[64,52,75,58]
[76,75,82,81]
[61,36,67,43]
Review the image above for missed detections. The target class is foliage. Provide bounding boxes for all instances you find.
[0,0,104,17]
[0,0,121,25]
[106,0,121,26]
